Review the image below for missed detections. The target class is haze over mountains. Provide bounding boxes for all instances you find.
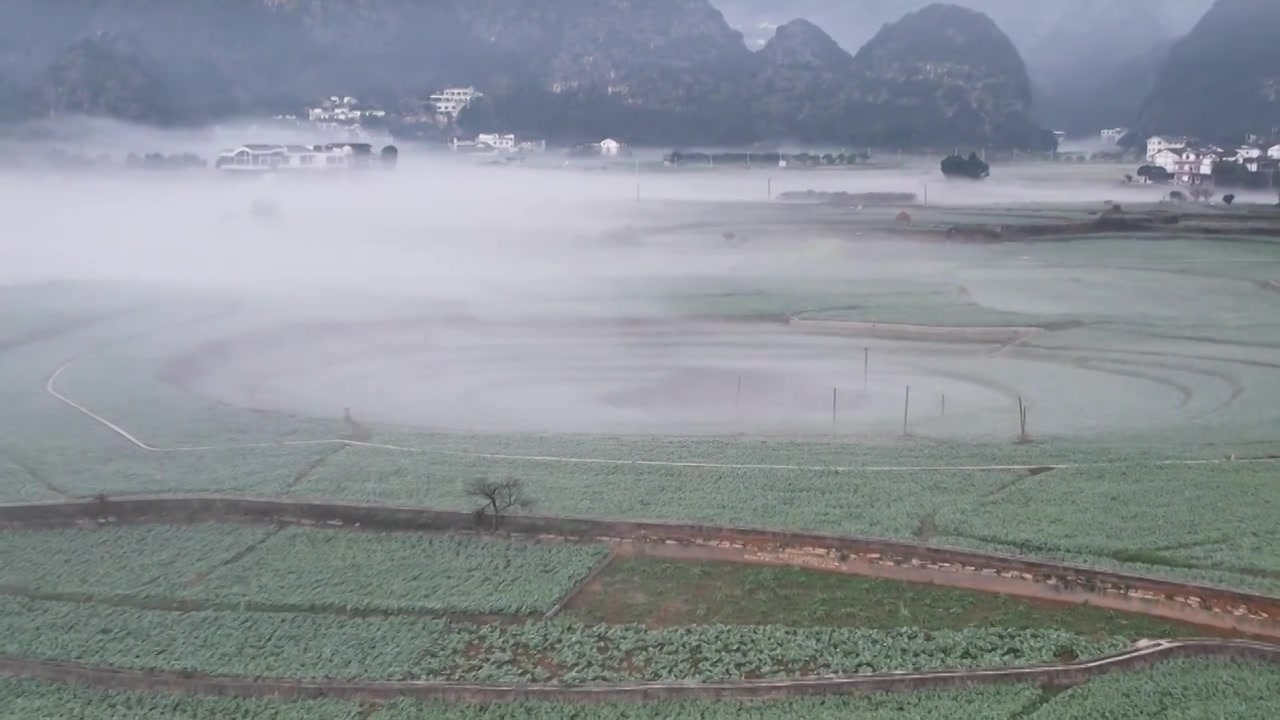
[719,0,1217,135]
[0,0,1273,148]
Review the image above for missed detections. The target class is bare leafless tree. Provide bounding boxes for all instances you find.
[466,477,532,531]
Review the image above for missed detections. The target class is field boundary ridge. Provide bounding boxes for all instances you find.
[0,639,1275,703]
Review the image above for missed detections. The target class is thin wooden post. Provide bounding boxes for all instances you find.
[1018,395,1029,441]
[735,376,742,411]
[903,386,911,436]
[767,177,772,199]
[863,347,869,392]
[832,387,838,425]
[941,393,946,418]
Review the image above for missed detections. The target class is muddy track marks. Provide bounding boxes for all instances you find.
[1074,359,1195,409]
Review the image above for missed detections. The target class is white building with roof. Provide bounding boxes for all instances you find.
[1100,127,1129,145]
[1149,147,1183,173]
[430,87,482,118]
[1146,135,1192,161]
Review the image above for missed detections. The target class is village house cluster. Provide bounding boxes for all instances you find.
[213,142,397,172]
[1143,135,1280,185]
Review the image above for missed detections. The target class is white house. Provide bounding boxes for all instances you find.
[215,144,288,171]
[1146,135,1192,161]
[430,87,482,118]
[1150,148,1183,173]
[451,133,517,153]
[1101,127,1129,145]
[1234,145,1265,161]
[1173,148,1218,185]
[599,138,623,156]
[476,133,516,150]
[1269,144,1280,160]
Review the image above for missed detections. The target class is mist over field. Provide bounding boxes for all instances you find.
[4,122,1279,438]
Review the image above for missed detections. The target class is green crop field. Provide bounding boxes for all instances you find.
[565,557,1208,639]
[194,528,608,615]
[0,595,1128,682]
[0,525,275,596]
[0,525,608,615]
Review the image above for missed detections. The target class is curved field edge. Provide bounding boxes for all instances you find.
[0,640,1275,704]
[2,659,1277,717]
[1,496,1275,638]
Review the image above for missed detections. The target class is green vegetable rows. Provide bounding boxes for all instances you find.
[0,596,1128,682]
[0,526,608,615]
[197,528,609,615]
[2,660,1277,719]
[434,624,1130,684]
[0,525,274,596]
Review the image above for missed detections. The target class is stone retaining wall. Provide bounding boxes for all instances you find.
[0,640,1276,703]
[1,496,1276,638]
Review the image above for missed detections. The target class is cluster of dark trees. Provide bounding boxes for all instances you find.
[1212,160,1279,189]
[1136,165,1173,183]
[940,152,990,180]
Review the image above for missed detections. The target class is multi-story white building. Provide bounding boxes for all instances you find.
[1100,127,1129,145]
[430,87,482,118]
[1269,144,1280,160]
[1173,147,1220,185]
[1146,135,1192,161]
[1149,148,1183,173]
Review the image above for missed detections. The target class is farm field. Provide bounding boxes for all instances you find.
[0,595,1131,682]
[0,525,609,615]
[1,659,1276,718]
[2,181,1279,713]
[0,254,1278,591]
[564,557,1209,639]
[0,524,1201,681]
